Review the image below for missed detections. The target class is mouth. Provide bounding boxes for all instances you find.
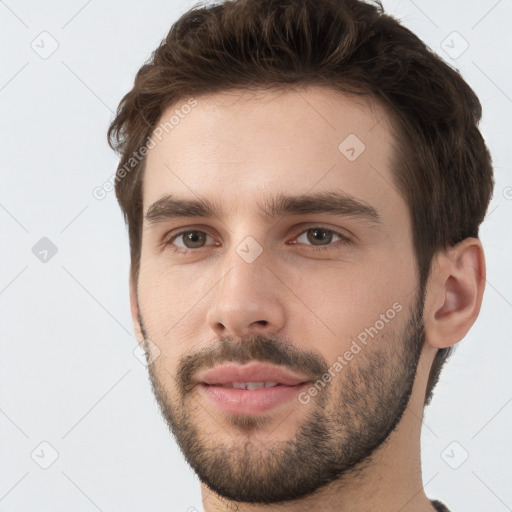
[198,382,310,415]
[209,381,283,389]
[195,361,311,386]
[194,363,312,415]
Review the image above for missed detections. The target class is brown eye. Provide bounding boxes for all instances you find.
[297,228,343,247]
[307,228,335,245]
[170,230,212,249]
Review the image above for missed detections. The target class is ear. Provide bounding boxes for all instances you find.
[129,272,144,346]
[423,238,486,349]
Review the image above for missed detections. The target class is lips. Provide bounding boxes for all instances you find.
[194,362,312,415]
[195,362,311,387]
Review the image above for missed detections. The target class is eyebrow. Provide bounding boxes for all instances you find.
[145,191,381,226]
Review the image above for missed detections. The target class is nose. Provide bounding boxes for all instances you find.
[206,249,287,339]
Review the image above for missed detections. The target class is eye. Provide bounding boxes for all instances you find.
[164,226,350,254]
[167,230,216,250]
[294,227,348,250]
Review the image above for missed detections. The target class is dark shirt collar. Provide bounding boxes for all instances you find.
[431,500,450,511]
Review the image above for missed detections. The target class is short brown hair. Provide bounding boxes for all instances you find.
[108,0,494,404]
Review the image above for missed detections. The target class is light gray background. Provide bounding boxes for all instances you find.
[1,0,511,510]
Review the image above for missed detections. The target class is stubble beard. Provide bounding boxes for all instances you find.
[140,292,425,504]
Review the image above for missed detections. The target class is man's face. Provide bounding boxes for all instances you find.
[134,87,424,502]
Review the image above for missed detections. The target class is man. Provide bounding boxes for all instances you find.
[108,0,493,510]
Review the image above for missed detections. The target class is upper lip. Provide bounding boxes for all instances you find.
[195,362,312,386]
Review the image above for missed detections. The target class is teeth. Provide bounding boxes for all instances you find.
[229,382,280,389]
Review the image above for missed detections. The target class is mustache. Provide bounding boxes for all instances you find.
[177,333,330,394]
[137,312,330,394]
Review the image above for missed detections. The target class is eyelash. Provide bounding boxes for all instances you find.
[163,226,351,254]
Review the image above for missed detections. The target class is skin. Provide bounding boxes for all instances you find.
[129,86,486,511]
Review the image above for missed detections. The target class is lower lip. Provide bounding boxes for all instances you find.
[198,383,309,415]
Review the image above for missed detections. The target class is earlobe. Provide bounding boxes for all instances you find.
[424,238,486,349]
[129,273,144,345]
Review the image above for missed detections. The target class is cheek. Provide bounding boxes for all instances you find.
[137,262,213,353]
[289,259,414,362]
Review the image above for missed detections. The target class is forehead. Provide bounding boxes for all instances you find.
[142,86,404,223]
